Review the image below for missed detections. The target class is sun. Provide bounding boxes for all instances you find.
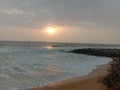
[46,27,56,35]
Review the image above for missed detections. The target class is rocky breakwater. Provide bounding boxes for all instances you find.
[69,48,120,57]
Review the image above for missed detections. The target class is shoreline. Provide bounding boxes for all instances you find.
[27,63,110,90]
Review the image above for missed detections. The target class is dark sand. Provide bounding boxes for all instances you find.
[27,64,109,90]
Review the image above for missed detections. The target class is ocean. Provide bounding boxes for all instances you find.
[0,41,119,90]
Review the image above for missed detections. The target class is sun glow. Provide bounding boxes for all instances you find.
[46,27,56,35]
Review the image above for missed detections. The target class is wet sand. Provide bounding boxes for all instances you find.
[27,64,109,90]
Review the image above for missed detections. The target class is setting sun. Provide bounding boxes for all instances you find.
[46,27,56,35]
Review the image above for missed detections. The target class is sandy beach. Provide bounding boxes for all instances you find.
[27,64,109,90]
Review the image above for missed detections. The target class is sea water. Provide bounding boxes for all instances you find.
[0,41,119,90]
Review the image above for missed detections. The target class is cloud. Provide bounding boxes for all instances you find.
[0,0,120,30]
[0,9,23,15]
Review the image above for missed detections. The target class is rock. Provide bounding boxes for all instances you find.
[69,48,120,57]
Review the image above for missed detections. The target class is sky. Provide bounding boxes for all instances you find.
[0,0,120,44]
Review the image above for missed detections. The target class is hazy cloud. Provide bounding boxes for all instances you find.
[0,9,23,15]
[0,0,120,30]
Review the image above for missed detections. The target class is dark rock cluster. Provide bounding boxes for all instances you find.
[69,48,120,57]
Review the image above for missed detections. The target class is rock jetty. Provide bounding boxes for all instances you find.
[69,48,120,57]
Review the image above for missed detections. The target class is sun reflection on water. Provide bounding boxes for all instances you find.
[43,45,54,50]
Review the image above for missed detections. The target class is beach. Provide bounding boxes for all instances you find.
[0,0,120,89]
[27,64,109,90]
[0,41,113,90]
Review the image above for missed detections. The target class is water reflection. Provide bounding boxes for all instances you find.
[43,45,54,50]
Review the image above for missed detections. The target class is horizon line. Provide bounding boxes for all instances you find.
[0,40,119,46]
